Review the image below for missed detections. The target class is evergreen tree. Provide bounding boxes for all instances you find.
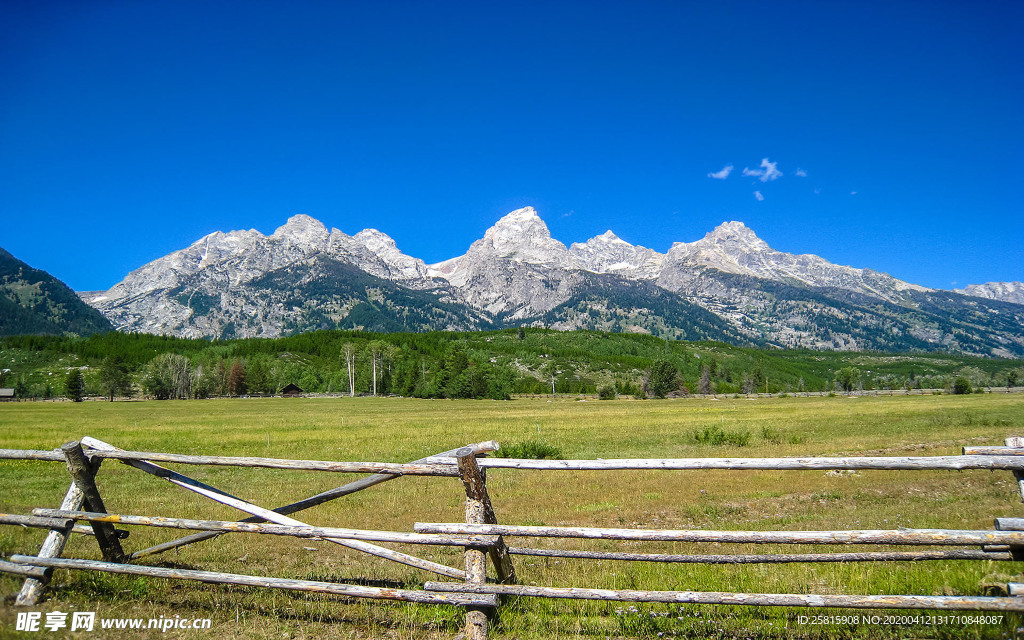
[100,355,132,401]
[246,356,271,394]
[14,375,29,399]
[65,368,85,402]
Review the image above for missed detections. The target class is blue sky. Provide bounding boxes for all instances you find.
[1,1,1021,291]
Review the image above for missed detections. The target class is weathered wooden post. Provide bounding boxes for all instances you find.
[1005,437,1024,503]
[61,441,126,563]
[1002,437,1024,560]
[455,441,512,640]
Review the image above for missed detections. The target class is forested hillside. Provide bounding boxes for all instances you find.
[0,248,113,337]
[2,329,1020,401]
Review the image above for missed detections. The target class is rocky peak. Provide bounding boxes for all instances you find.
[483,207,551,247]
[271,214,330,248]
[594,230,628,244]
[700,221,769,252]
[569,231,664,279]
[354,228,399,253]
[473,206,570,264]
[352,228,430,281]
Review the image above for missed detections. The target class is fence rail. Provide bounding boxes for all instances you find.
[3,436,1024,638]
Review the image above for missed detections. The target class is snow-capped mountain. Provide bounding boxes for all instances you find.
[83,215,458,338]
[80,207,1024,357]
[658,221,928,303]
[427,208,583,319]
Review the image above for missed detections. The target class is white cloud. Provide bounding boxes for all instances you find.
[753,191,764,201]
[707,164,734,179]
[850,191,857,196]
[742,158,782,182]
[795,168,807,177]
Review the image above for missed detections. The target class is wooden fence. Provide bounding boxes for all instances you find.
[4,437,1024,638]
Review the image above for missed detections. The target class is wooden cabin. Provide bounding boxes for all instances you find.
[279,383,304,398]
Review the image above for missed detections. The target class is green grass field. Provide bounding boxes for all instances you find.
[2,393,1024,638]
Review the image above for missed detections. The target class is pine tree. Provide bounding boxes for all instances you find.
[66,368,85,402]
[100,355,132,401]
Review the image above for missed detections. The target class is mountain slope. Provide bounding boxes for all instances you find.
[525,272,753,344]
[0,247,113,337]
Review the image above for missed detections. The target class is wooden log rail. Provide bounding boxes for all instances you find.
[34,509,499,548]
[8,556,497,608]
[415,523,1024,546]
[471,455,1024,471]
[0,514,74,530]
[506,547,1012,564]
[423,582,1024,612]
[11,448,1024,473]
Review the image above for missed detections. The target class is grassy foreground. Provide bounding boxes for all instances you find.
[1,393,1024,638]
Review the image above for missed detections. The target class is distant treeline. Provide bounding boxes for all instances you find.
[1,329,1021,401]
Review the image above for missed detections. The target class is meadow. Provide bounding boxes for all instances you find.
[2,392,1024,638]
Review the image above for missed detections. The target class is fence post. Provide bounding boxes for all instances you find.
[1005,438,1024,502]
[61,441,126,563]
[1003,437,1024,560]
[455,447,516,585]
[15,481,86,605]
[456,445,510,640]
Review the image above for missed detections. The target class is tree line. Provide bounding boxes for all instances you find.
[2,328,1021,401]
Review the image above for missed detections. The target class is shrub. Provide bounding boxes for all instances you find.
[952,377,972,395]
[597,385,617,400]
[691,426,751,447]
[495,440,564,460]
[647,360,680,398]
[760,427,781,443]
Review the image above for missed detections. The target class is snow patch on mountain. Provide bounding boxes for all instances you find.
[569,231,664,279]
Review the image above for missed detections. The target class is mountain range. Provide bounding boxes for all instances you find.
[73,207,1024,358]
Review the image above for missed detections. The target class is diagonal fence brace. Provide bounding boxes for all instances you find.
[14,481,85,606]
[61,441,126,563]
[127,441,496,560]
[80,436,466,580]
